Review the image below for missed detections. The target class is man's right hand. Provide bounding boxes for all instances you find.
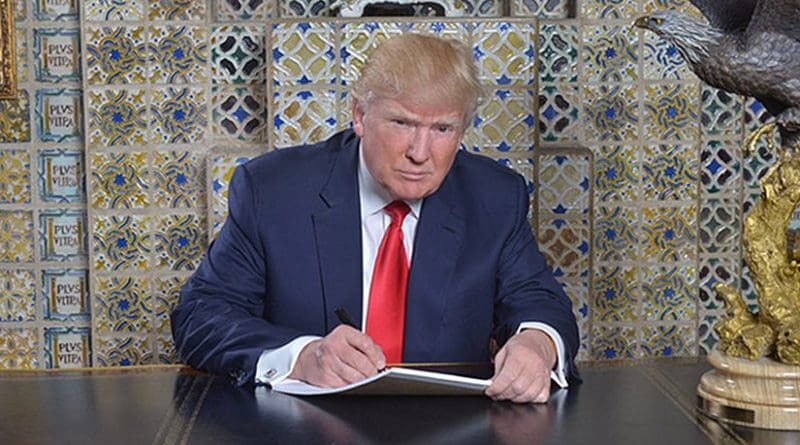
[289,325,386,387]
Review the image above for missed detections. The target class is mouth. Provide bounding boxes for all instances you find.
[398,170,430,181]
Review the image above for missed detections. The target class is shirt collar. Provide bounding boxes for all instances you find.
[358,142,422,219]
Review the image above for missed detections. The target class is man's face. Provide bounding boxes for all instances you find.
[352,95,466,201]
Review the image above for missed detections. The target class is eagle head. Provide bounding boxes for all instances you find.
[634,10,723,66]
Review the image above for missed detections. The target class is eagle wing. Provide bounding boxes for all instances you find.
[689,0,757,31]
[746,0,800,42]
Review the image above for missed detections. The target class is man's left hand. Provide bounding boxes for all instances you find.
[485,329,556,403]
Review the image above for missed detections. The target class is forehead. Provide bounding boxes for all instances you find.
[373,96,464,124]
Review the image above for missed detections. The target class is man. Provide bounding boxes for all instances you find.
[172,34,579,403]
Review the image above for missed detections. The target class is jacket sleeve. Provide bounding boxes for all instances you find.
[170,164,306,386]
[491,174,581,384]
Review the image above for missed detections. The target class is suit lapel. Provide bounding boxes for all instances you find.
[404,173,465,360]
[312,134,363,332]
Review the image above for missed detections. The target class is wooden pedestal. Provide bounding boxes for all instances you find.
[697,350,800,430]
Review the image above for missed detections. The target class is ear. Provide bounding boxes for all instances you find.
[352,99,366,138]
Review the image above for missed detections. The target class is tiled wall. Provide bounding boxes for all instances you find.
[0,0,771,368]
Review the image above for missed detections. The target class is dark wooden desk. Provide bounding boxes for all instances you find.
[0,360,797,445]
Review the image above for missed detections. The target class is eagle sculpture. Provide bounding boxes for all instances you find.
[635,0,800,149]
[637,0,800,365]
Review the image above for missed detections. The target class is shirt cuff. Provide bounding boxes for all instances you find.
[517,322,568,388]
[255,335,321,385]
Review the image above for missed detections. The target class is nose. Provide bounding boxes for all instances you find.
[406,128,432,164]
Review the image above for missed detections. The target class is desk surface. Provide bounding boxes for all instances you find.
[0,359,797,445]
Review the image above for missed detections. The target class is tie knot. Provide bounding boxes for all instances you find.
[384,200,410,223]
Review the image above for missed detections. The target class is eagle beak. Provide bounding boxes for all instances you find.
[633,16,650,29]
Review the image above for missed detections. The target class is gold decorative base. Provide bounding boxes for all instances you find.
[697,350,800,430]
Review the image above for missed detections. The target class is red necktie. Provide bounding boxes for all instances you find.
[366,201,411,363]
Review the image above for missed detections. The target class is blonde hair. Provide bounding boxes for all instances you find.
[351,33,483,126]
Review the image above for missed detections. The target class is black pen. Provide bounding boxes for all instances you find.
[334,307,358,328]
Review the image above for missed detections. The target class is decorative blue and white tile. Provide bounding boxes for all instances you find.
[593,264,638,322]
[153,276,183,334]
[0,269,36,322]
[36,89,82,142]
[0,328,38,368]
[91,215,152,272]
[150,87,207,144]
[538,84,580,143]
[212,85,267,142]
[594,206,638,262]
[0,91,31,143]
[641,206,697,262]
[582,0,638,19]
[742,132,778,190]
[583,24,638,83]
[84,0,145,21]
[280,0,332,16]
[85,26,147,85]
[591,325,637,360]
[44,327,91,369]
[148,25,208,84]
[468,89,536,154]
[511,0,568,18]
[582,84,638,142]
[87,89,148,147]
[94,335,148,367]
[594,144,638,203]
[149,0,206,20]
[15,27,28,84]
[699,312,724,355]
[538,23,579,83]
[460,0,502,16]
[89,152,149,209]
[0,211,34,263]
[641,325,696,357]
[151,151,204,209]
[744,97,772,134]
[213,0,276,20]
[538,218,590,280]
[272,89,338,148]
[538,153,590,216]
[42,269,90,321]
[209,154,252,237]
[701,86,744,137]
[39,209,87,262]
[701,139,741,195]
[698,257,738,311]
[472,22,536,86]
[642,29,694,80]
[153,213,207,271]
[641,265,697,321]
[154,335,178,364]
[93,275,151,334]
[33,28,80,82]
[34,0,80,20]
[559,278,590,360]
[211,25,267,84]
[38,149,84,203]
[497,157,535,210]
[0,149,31,204]
[641,143,698,201]
[643,83,700,141]
[699,198,740,255]
[407,21,469,39]
[339,22,409,86]
[270,22,337,86]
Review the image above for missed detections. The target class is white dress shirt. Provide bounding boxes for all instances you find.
[255,145,569,387]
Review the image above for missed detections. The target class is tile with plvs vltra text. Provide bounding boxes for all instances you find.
[45,327,91,369]
[43,269,91,321]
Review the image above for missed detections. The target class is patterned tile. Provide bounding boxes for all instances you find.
[271,22,337,87]
[538,154,590,216]
[593,264,638,322]
[538,23,579,83]
[153,276,184,334]
[460,0,502,16]
[642,30,694,80]
[94,335,148,367]
[512,0,569,18]
[152,151,204,209]
[560,278,590,360]
[701,86,744,137]
[742,132,778,190]
[641,206,697,262]
[594,206,638,262]
[151,87,207,144]
[698,257,738,311]
[92,215,152,272]
[641,325,696,357]
[582,84,638,142]
[280,0,332,16]
[699,198,740,255]
[149,0,207,20]
[148,26,208,84]
[33,28,81,82]
[272,89,338,148]
[582,25,638,83]
[210,154,252,237]
[0,328,38,369]
[39,210,87,262]
[42,269,91,321]
[497,157,536,214]
[153,213,207,271]
[643,83,700,141]
[87,89,148,147]
[641,143,698,201]
[641,265,696,321]
[339,22,409,86]
[12,0,25,21]
[594,144,638,202]
[538,84,580,143]
[699,312,723,355]
[538,218,590,280]
[154,335,178,364]
[90,152,149,209]
[36,89,82,142]
[407,21,469,39]
[0,211,34,263]
[213,0,276,20]
[472,22,536,86]
[0,91,31,143]
[85,27,147,85]
[701,139,741,195]
[468,89,535,153]
[211,26,267,84]
[591,325,636,360]
[15,27,27,84]
[744,97,772,134]
[0,269,36,322]
[93,275,151,334]
[0,150,31,204]
[85,0,146,21]
[38,149,84,204]
[44,327,91,369]
[34,0,79,20]
[739,261,760,311]
[212,86,267,142]
[582,0,638,19]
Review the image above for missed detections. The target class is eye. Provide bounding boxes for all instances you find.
[392,119,408,126]
[652,17,663,25]
[436,125,453,133]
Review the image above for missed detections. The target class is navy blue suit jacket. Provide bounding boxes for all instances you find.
[171,130,579,385]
